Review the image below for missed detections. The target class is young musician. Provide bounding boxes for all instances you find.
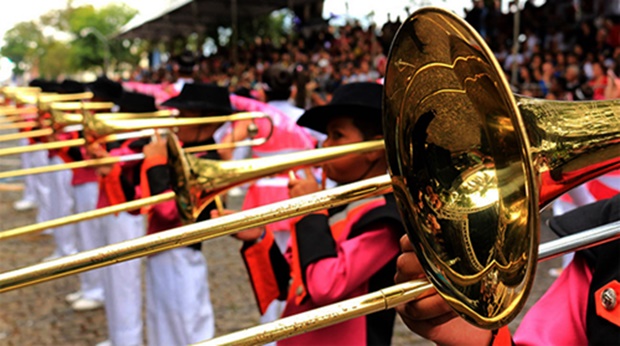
[214,82,405,345]
[138,83,231,345]
[86,82,147,346]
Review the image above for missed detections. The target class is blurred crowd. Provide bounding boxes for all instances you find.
[127,0,620,106]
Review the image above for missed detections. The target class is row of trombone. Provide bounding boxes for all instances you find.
[1,7,620,345]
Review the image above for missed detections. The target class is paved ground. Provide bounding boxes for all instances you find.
[0,134,564,345]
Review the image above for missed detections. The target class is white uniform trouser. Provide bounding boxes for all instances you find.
[101,212,145,346]
[73,182,105,302]
[19,138,36,203]
[48,155,77,257]
[28,149,52,226]
[146,247,214,346]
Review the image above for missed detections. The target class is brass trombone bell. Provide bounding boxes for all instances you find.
[382,7,620,328]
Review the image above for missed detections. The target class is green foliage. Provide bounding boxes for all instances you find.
[0,22,45,75]
[1,2,139,78]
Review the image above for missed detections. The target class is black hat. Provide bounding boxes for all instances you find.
[116,91,157,113]
[297,82,382,134]
[29,79,60,93]
[58,79,86,94]
[87,76,124,102]
[177,50,196,75]
[161,83,232,114]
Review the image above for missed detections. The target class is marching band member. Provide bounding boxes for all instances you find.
[214,82,405,345]
[42,79,80,261]
[215,71,319,327]
[136,83,229,345]
[12,79,48,213]
[86,79,147,346]
[54,79,106,311]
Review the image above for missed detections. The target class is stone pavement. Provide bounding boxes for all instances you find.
[0,145,564,346]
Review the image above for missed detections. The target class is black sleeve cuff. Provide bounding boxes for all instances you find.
[146,165,170,195]
[120,174,135,201]
[296,214,337,282]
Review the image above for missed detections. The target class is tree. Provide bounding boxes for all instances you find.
[0,22,45,76]
[1,2,139,78]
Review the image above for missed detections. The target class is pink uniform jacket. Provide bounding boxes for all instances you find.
[242,194,404,345]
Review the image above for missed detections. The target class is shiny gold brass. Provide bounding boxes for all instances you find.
[17,92,94,109]
[0,106,38,117]
[0,192,176,241]
[82,111,270,139]
[197,220,620,346]
[0,129,53,143]
[0,120,38,130]
[0,111,269,163]
[49,101,115,111]
[1,8,618,340]
[0,136,389,291]
[0,110,175,156]
[0,155,138,180]
[382,7,620,329]
[0,135,384,238]
[198,280,435,346]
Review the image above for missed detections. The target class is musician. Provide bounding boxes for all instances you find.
[13,79,54,235]
[86,82,147,346]
[13,78,48,212]
[215,82,405,345]
[41,80,81,262]
[53,79,106,312]
[216,69,320,328]
[137,83,230,345]
[394,193,620,345]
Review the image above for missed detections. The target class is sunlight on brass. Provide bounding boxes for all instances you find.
[0,174,391,293]
[0,135,384,239]
[0,129,53,143]
[0,121,37,130]
[83,111,268,138]
[0,192,175,240]
[382,7,620,328]
[0,106,38,117]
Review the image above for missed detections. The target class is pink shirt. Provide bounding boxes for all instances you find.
[513,256,591,346]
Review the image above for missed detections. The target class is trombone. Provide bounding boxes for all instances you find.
[0,94,99,143]
[0,108,175,156]
[0,135,383,240]
[0,111,272,179]
[0,102,114,144]
[1,6,619,342]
